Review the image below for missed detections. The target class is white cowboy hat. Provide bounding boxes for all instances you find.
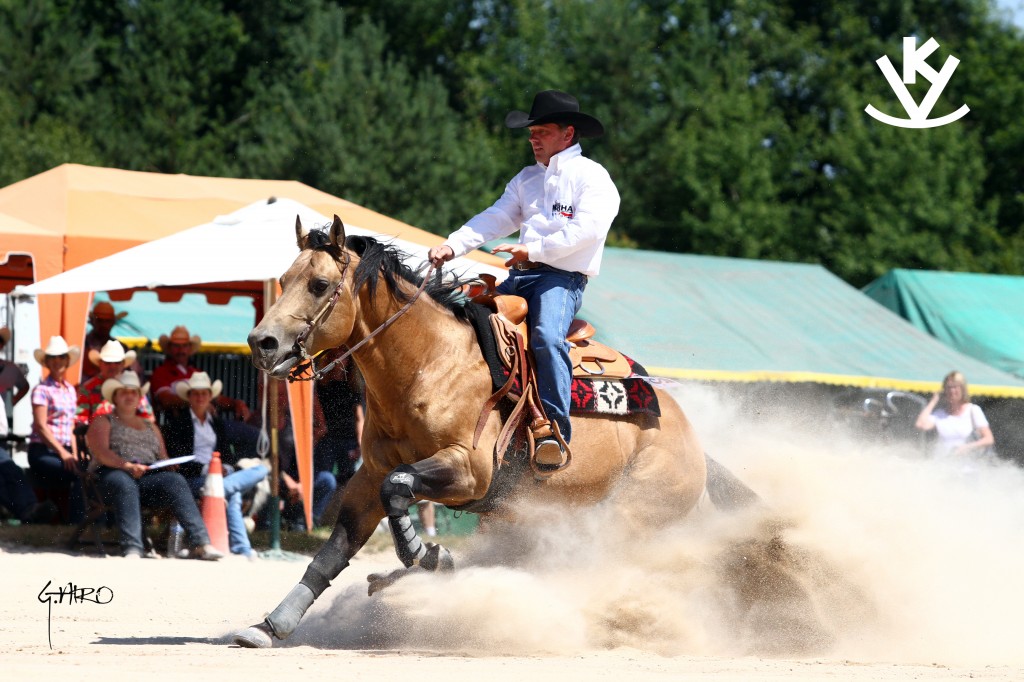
[101,371,150,403]
[33,336,82,364]
[0,327,10,344]
[89,301,128,323]
[175,371,223,401]
[88,340,138,368]
[159,325,201,354]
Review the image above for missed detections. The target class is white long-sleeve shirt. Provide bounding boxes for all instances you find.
[444,144,620,276]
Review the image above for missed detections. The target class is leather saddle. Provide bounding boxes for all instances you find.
[470,275,633,381]
[468,275,636,477]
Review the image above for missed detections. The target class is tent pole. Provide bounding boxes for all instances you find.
[269,390,281,551]
[264,279,282,552]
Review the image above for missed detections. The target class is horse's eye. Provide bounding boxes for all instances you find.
[311,279,331,296]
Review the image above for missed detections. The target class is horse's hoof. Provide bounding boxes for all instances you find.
[233,622,274,649]
[420,543,455,572]
[367,566,423,596]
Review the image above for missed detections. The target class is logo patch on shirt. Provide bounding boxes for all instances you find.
[552,202,574,218]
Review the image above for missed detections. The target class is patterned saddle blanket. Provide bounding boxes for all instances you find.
[465,303,660,418]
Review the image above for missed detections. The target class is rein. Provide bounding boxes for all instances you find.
[288,259,437,383]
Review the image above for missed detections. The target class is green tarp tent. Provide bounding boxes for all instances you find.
[577,249,1024,397]
[863,269,1024,380]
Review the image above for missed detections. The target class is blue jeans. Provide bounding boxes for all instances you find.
[497,266,587,442]
[98,467,209,554]
[0,446,39,520]
[188,463,269,556]
[223,464,268,555]
[27,442,85,523]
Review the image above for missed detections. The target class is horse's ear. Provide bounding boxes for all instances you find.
[295,215,309,250]
[330,214,347,249]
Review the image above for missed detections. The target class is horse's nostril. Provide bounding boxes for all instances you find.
[248,332,279,354]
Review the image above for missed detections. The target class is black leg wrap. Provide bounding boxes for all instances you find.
[301,545,350,598]
[266,545,351,639]
[380,464,421,514]
[381,464,427,568]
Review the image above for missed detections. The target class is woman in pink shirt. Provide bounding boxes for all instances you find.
[29,336,85,523]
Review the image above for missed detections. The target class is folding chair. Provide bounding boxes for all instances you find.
[67,432,116,553]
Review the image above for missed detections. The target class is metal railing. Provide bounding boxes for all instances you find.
[136,350,259,410]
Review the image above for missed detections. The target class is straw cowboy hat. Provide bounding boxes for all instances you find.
[175,371,223,401]
[89,301,128,324]
[88,340,138,368]
[504,90,605,138]
[0,327,10,344]
[159,325,201,354]
[33,336,82,364]
[101,371,150,403]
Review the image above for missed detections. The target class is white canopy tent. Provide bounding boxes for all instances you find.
[22,197,505,295]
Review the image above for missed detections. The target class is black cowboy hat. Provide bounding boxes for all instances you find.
[504,90,605,138]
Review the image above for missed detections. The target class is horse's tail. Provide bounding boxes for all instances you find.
[703,454,761,511]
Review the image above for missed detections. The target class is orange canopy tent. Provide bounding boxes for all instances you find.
[1,163,504,529]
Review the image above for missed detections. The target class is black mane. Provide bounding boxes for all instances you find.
[306,229,474,317]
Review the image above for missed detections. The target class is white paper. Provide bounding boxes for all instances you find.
[145,455,196,470]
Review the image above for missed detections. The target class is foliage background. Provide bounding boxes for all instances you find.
[1,0,1021,286]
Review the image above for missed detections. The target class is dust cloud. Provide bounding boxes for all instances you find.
[295,383,1024,666]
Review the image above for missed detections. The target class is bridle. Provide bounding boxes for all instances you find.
[287,249,436,382]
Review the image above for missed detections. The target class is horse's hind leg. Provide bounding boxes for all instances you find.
[614,425,708,531]
[233,468,383,649]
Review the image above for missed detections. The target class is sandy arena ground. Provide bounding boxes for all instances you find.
[4,384,1024,681]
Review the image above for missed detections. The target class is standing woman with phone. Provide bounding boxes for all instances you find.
[915,370,995,459]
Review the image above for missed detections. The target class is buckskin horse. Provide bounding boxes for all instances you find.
[234,216,736,649]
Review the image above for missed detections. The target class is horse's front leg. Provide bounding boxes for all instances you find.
[380,449,474,574]
[233,467,383,649]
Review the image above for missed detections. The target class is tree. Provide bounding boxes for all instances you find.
[0,0,102,184]
[228,3,501,233]
[68,0,247,172]
[1,0,1021,284]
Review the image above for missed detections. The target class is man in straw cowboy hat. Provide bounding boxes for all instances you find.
[150,325,250,422]
[29,336,86,522]
[428,89,620,468]
[82,300,131,380]
[150,325,259,463]
[76,340,155,429]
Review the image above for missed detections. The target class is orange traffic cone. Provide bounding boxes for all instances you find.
[200,451,229,554]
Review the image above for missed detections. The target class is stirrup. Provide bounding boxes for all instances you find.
[534,437,566,467]
[529,420,572,479]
